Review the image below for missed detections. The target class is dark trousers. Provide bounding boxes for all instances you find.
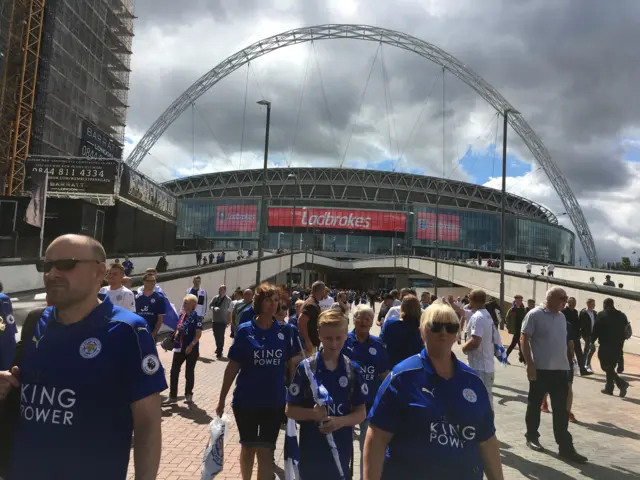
[573,339,586,373]
[600,350,627,392]
[213,322,227,356]
[583,339,596,368]
[170,351,199,397]
[506,333,523,360]
[616,351,625,373]
[604,366,627,393]
[525,370,573,451]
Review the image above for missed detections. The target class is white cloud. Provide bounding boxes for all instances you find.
[124,1,640,264]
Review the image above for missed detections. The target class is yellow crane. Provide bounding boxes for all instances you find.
[0,0,45,196]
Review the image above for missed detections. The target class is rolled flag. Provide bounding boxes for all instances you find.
[492,324,508,366]
[163,299,180,330]
[301,356,346,480]
[283,418,301,480]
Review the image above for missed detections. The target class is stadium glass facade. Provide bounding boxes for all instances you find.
[176,198,575,265]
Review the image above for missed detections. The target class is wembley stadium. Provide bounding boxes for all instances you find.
[163,167,575,265]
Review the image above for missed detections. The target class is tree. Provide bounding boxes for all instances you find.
[620,257,631,270]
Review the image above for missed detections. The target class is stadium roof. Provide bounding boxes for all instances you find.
[163,167,557,224]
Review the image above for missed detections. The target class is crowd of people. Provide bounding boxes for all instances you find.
[0,233,634,479]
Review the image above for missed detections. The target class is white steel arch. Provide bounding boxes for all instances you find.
[126,24,597,266]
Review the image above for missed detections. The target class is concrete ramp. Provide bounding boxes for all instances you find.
[154,253,639,352]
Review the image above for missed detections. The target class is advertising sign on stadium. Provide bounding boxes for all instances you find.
[119,165,177,220]
[26,156,118,195]
[215,205,258,232]
[268,207,406,232]
[416,212,460,241]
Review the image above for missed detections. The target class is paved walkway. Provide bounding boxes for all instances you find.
[129,324,640,480]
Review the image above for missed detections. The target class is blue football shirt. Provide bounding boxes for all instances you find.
[368,349,495,479]
[238,305,256,326]
[0,292,18,370]
[379,317,424,369]
[229,319,301,408]
[288,314,298,328]
[0,292,17,370]
[174,311,203,354]
[342,330,390,410]
[287,353,367,480]
[8,298,168,480]
[135,291,167,332]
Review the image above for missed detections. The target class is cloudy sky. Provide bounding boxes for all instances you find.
[123,0,640,264]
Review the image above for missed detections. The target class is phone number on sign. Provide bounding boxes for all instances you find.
[31,167,106,178]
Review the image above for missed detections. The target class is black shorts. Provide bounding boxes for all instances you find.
[232,405,284,449]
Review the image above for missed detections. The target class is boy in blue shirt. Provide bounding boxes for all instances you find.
[286,309,367,480]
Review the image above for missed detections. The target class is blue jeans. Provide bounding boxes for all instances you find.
[359,419,369,480]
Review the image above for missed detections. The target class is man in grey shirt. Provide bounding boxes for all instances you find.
[209,284,232,359]
[520,286,587,463]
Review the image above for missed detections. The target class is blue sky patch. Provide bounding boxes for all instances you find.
[458,143,531,183]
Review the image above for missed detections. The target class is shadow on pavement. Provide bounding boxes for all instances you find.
[494,391,528,407]
[494,384,530,396]
[198,356,216,364]
[577,421,640,441]
[500,442,640,479]
[621,397,640,406]
[162,402,213,425]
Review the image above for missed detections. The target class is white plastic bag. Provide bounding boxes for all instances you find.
[572,362,580,375]
[201,414,229,480]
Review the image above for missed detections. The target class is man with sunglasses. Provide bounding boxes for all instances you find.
[0,234,166,479]
[520,286,587,463]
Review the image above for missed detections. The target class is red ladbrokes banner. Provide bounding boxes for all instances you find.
[215,205,258,232]
[416,212,460,241]
[268,207,406,232]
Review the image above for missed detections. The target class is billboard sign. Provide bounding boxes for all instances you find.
[416,212,460,241]
[268,207,406,232]
[215,205,258,232]
[78,120,123,160]
[119,165,177,221]
[26,156,118,195]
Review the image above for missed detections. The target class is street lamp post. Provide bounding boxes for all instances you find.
[407,210,414,272]
[255,100,271,286]
[288,173,298,295]
[434,180,440,297]
[499,107,519,311]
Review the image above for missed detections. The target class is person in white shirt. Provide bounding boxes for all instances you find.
[182,275,208,319]
[99,262,136,312]
[526,262,532,274]
[318,286,335,312]
[547,264,555,277]
[462,289,496,408]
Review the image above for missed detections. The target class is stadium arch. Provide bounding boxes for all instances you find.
[125,24,598,266]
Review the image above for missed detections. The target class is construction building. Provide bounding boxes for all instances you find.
[0,0,134,196]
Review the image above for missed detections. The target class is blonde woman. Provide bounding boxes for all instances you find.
[169,294,203,404]
[364,301,504,480]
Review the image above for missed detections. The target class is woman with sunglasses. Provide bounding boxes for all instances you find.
[379,295,424,369]
[364,301,504,480]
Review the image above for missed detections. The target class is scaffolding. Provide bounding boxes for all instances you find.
[0,0,134,196]
[29,0,134,157]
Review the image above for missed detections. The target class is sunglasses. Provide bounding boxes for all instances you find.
[280,305,288,311]
[36,259,101,273]
[429,322,460,334]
